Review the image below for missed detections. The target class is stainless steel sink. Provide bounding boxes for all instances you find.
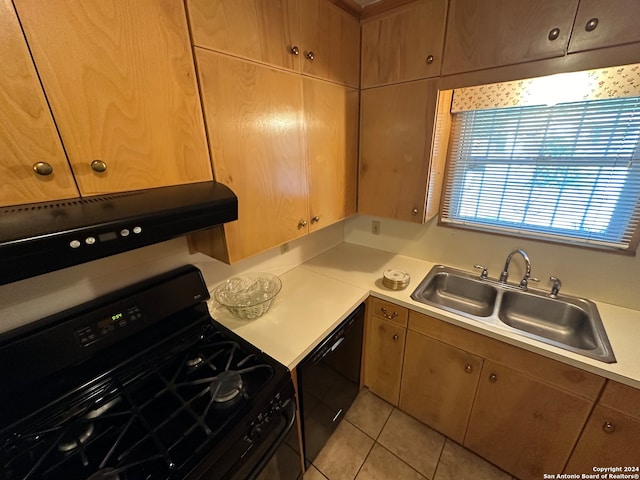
[411,270,498,317]
[411,265,616,363]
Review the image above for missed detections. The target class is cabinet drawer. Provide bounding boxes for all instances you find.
[599,380,640,419]
[369,298,408,327]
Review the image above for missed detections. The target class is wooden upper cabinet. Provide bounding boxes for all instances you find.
[14,0,212,196]
[0,0,78,207]
[193,50,307,263]
[359,78,451,223]
[299,0,360,88]
[361,0,448,89]
[303,78,358,232]
[568,0,640,54]
[187,0,301,72]
[442,0,579,76]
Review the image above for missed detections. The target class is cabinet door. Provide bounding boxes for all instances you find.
[568,0,640,53]
[442,0,579,75]
[14,0,213,196]
[564,405,640,473]
[303,78,358,232]
[359,79,440,222]
[399,331,482,443]
[299,0,360,88]
[361,0,447,88]
[0,0,78,207]
[187,0,301,72]
[363,315,406,405]
[195,50,307,263]
[464,361,593,480]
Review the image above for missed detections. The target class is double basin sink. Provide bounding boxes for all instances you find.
[411,265,616,363]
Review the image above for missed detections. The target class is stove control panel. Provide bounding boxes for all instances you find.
[75,305,143,347]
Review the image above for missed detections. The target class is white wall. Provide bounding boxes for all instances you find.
[345,214,640,310]
[0,223,344,334]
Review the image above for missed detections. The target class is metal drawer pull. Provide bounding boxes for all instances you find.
[91,159,107,172]
[380,307,398,319]
[548,27,560,41]
[290,45,300,55]
[602,421,615,433]
[489,373,498,382]
[392,334,399,341]
[464,364,473,373]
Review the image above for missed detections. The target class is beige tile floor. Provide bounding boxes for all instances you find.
[305,388,518,480]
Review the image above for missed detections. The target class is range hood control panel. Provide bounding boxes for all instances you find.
[68,226,143,249]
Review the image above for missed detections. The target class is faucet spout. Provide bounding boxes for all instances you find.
[499,249,532,287]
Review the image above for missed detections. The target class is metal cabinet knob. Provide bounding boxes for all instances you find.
[411,208,419,215]
[426,55,434,64]
[464,364,473,374]
[380,307,399,320]
[290,45,300,55]
[33,162,53,176]
[548,27,560,41]
[585,18,599,32]
[602,421,616,434]
[489,373,498,382]
[305,51,315,61]
[91,160,107,173]
[392,334,399,341]
[311,216,320,224]
[298,220,307,229]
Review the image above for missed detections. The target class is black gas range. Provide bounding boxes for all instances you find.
[0,265,296,480]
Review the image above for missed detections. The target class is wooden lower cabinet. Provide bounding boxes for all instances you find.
[361,300,638,479]
[464,361,593,480]
[399,331,482,443]
[565,381,640,473]
[362,299,407,405]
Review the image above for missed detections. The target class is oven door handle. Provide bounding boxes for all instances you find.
[245,398,297,480]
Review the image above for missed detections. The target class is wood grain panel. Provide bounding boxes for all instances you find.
[569,0,640,53]
[370,298,409,327]
[599,380,640,419]
[400,331,482,443]
[363,314,406,405]
[465,361,593,480]
[0,0,78,206]
[359,79,438,222]
[442,0,579,75]
[361,0,447,88]
[15,0,212,195]
[299,0,360,88]
[187,0,300,72]
[195,49,307,262]
[408,311,605,399]
[303,78,358,232]
[564,404,640,473]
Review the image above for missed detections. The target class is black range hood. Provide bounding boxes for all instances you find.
[0,181,237,286]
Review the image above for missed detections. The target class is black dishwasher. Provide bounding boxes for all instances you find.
[297,303,365,466]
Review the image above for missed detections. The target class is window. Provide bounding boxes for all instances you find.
[441,96,640,252]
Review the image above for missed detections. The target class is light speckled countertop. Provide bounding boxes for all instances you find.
[208,243,640,389]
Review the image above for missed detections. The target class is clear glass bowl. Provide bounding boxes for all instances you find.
[213,273,282,320]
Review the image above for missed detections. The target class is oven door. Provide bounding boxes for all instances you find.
[197,398,300,480]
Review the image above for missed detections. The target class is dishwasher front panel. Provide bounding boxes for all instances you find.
[297,304,365,466]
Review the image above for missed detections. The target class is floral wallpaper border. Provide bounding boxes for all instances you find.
[451,63,640,112]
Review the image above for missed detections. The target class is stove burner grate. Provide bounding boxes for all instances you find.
[0,324,276,480]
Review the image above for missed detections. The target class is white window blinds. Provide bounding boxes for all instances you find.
[441,96,640,251]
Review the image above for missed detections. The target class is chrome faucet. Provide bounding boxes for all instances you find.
[499,249,537,289]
